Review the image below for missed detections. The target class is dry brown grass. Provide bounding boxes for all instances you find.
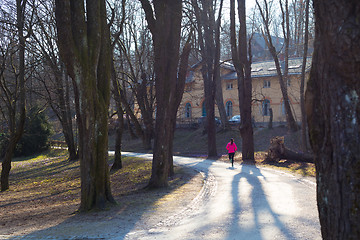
[0,149,200,236]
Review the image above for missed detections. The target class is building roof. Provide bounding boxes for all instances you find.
[186,57,312,82]
[222,57,312,80]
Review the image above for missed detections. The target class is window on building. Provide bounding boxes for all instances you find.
[202,102,206,116]
[263,80,271,88]
[262,99,270,116]
[281,99,291,115]
[281,100,286,115]
[287,78,291,86]
[185,103,192,118]
[226,101,233,117]
[226,82,233,90]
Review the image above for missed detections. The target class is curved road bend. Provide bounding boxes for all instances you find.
[121,152,321,240]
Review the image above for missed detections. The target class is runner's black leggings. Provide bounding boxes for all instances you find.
[229,152,235,164]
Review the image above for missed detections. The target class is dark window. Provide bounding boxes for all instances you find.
[226,101,233,117]
[262,99,270,116]
[185,103,192,118]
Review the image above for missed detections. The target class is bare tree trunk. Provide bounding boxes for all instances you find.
[111,107,124,171]
[140,0,189,188]
[192,0,223,157]
[230,0,255,161]
[56,71,78,161]
[137,73,154,150]
[268,108,273,129]
[300,0,310,152]
[1,139,21,191]
[111,63,124,171]
[64,74,78,160]
[256,0,298,132]
[55,0,115,211]
[213,1,229,130]
[306,0,360,238]
[31,1,78,161]
[1,0,27,191]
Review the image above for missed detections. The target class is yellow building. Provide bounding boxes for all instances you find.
[178,57,312,126]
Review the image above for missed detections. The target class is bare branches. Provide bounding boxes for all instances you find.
[138,0,156,35]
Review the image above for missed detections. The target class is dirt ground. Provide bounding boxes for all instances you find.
[0,154,204,238]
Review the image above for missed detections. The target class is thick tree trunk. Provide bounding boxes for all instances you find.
[230,0,255,161]
[1,139,18,191]
[205,92,218,157]
[55,0,115,211]
[140,0,185,188]
[306,0,360,238]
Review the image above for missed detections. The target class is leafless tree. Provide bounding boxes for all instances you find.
[306,0,360,238]
[139,0,192,187]
[0,0,29,191]
[230,0,255,161]
[299,0,310,152]
[191,0,225,157]
[55,0,116,211]
[113,6,156,151]
[30,0,78,161]
[255,0,298,132]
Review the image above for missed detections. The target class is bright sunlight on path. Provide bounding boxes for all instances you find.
[121,152,321,240]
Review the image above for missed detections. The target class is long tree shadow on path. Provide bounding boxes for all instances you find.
[226,163,296,240]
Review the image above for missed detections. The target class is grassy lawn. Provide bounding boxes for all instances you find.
[0,148,200,236]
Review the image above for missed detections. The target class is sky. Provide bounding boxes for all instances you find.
[246,0,257,9]
[222,0,259,17]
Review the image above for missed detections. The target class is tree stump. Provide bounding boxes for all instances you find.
[265,136,313,163]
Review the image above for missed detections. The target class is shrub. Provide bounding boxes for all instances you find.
[15,106,52,157]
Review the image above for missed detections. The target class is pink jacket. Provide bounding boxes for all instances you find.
[226,142,237,153]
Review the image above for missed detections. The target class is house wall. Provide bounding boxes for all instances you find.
[251,74,305,124]
[179,65,309,126]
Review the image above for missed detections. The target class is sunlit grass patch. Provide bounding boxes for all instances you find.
[254,151,316,177]
[218,151,315,177]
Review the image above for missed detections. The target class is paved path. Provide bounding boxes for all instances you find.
[121,152,321,240]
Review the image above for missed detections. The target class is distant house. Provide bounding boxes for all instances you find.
[250,33,313,62]
[178,57,312,127]
[250,33,285,61]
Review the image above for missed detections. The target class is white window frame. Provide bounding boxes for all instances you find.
[263,80,271,88]
[226,101,233,117]
[226,82,233,90]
